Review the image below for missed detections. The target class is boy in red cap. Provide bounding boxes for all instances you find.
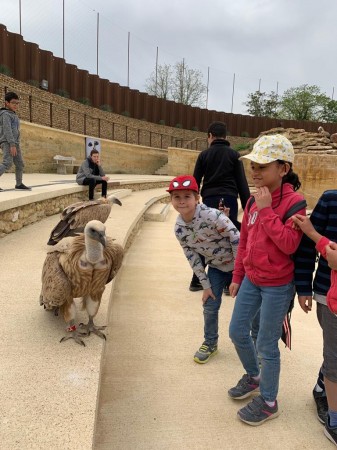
[168,175,240,363]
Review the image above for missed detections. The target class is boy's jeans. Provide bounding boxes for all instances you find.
[203,266,232,345]
[229,276,294,402]
[0,143,24,185]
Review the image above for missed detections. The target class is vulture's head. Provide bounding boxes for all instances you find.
[84,220,107,247]
[107,195,122,206]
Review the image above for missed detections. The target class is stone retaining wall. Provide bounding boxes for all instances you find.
[0,181,168,237]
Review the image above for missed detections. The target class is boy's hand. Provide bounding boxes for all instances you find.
[326,242,337,270]
[10,145,17,156]
[255,187,272,210]
[102,176,110,181]
[297,295,312,313]
[229,282,240,298]
[202,288,215,304]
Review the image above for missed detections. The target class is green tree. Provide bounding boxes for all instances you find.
[244,90,279,117]
[279,84,329,121]
[320,99,337,123]
[145,61,206,107]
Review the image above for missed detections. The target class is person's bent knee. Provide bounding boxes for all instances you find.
[229,321,241,344]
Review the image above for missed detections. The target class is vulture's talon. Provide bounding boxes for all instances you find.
[78,323,107,340]
[60,331,86,346]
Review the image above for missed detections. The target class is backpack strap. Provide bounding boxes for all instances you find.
[247,196,255,211]
[282,199,307,222]
[246,196,307,223]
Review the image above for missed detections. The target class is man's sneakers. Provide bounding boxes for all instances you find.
[15,183,32,191]
[313,389,328,424]
[237,395,279,426]
[189,281,203,292]
[324,416,337,446]
[194,342,218,363]
[228,374,260,400]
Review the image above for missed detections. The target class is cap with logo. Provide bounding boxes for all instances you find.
[167,175,199,193]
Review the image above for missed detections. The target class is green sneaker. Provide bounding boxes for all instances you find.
[194,342,218,364]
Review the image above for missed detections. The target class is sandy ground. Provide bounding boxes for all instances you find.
[93,208,328,450]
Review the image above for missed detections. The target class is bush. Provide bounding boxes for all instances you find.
[233,143,251,152]
[121,110,130,117]
[26,79,39,87]
[226,130,231,136]
[175,123,182,128]
[241,131,250,138]
[77,97,91,105]
[0,64,12,76]
[56,88,70,98]
[158,119,165,125]
[99,104,112,112]
[191,126,199,131]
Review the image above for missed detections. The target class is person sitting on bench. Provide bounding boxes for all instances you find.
[76,149,109,200]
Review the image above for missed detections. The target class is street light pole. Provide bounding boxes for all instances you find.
[19,0,22,35]
[62,0,65,59]
[96,12,99,75]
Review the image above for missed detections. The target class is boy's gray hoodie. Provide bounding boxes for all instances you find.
[0,108,20,146]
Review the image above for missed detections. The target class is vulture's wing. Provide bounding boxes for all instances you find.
[104,238,124,284]
[47,199,107,245]
[41,251,72,309]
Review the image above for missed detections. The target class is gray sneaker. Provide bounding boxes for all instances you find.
[194,342,218,364]
[237,395,279,426]
[228,374,260,399]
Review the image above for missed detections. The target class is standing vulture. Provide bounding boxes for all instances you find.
[40,220,124,346]
[47,195,122,245]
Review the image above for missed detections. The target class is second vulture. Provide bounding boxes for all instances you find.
[47,194,122,245]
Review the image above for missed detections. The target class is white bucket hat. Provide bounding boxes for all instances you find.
[241,134,294,164]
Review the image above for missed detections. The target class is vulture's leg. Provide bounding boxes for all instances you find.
[60,302,86,346]
[78,296,106,340]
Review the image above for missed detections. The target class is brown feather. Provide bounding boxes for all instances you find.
[47,196,122,245]
[41,232,124,324]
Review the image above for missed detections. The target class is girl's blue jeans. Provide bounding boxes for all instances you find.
[203,266,232,345]
[229,276,295,402]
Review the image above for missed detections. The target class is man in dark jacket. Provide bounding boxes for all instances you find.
[190,121,250,291]
[76,149,109,200]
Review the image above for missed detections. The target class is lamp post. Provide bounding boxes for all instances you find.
[19,0,22,35]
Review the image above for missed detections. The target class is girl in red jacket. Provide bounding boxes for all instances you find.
[228,134,306,426]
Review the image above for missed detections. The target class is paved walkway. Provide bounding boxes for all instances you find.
[0,173,329,449]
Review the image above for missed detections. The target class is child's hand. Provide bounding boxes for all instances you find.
[202,287,215,304]
[297,295,312,313]
[255,187,272,210]
[229,282,240,298]
[326,243,337,270]
[291,214,313,232]
[291,214,321,242]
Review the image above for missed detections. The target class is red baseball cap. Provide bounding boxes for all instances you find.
[167,175,199,193]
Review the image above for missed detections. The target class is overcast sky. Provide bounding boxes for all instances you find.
[1,0,336,114]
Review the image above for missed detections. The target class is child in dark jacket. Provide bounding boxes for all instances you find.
[293,191,337,447]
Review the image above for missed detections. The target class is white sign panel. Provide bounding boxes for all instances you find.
[85,137,101,157]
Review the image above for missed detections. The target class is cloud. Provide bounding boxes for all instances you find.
[1,0,336,113]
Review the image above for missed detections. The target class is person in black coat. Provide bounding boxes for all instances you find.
[190,121,250,291]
